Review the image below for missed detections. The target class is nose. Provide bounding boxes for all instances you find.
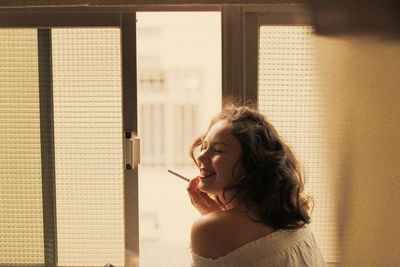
[196,148,210,164]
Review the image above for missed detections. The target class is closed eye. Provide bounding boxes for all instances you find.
[200,144,208,151]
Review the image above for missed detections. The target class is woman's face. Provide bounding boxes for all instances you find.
[196,120,242,197]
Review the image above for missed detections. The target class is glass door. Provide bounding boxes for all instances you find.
[0,12,138,267]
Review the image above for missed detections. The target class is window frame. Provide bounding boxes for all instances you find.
[0,6,221,267]
[222,4,312,106]
[0,4,320,267]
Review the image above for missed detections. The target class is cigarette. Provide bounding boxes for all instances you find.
[167,169,190,182]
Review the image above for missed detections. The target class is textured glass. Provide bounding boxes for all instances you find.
[258,26,340,262]
[52,28,124,266]
[0,29,45,264]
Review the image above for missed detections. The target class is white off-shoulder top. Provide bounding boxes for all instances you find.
[191,226,326,267]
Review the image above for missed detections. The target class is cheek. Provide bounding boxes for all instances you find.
[212,156,226,170]
[213,157,236,176]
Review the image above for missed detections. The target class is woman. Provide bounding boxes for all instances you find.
[187,104,325,266]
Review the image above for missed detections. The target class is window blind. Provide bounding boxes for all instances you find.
[0,29,44,264]
[258,26,340,262]
[52,28,124,266]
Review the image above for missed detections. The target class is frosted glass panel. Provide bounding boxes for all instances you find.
[52,28,124,266]
[258,26,340,262]
[0,29,44,264]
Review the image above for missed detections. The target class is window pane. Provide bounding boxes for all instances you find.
[0,29,44,264]
[258,26,340,262]
[52,28,124,266]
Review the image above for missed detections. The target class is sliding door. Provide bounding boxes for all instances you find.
[0,13,138,267]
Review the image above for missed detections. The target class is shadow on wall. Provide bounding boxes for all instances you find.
[311,1,400,266]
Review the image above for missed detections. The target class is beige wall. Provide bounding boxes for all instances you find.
[316,35,400,266]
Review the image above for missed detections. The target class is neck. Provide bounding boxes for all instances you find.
[217,190,242,210]
[217,191,262,220]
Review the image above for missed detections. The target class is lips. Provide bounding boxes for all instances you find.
[200,167,216,179]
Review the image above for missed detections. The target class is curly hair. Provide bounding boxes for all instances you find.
[190,104,312,230]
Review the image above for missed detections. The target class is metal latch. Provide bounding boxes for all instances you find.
[125,132,140,170]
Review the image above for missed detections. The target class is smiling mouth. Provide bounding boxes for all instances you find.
[200,173,215,179]
[200,169,216,179]
[200,168,216,179]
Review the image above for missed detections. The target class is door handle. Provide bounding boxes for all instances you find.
[125,132,140,170]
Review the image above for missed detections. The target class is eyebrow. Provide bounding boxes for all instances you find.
[201,140,228,146]
[210,141,228,146]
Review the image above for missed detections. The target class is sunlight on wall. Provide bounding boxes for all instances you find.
[316,35,400,266]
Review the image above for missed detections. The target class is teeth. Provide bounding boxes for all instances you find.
[200,169,215,177]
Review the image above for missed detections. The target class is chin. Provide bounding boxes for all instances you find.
[197,183,210,194]
[198,182,220,195]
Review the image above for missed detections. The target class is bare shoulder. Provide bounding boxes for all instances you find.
[190,211,275,259]
[190,211,237,259]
